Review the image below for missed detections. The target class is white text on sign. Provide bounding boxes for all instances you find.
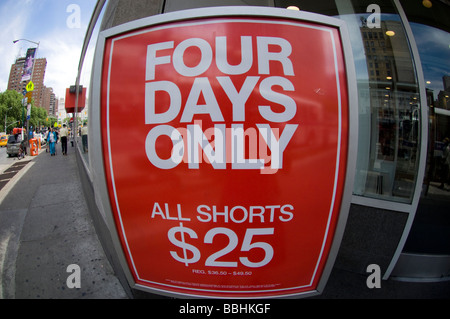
[151,202,294,268]
[144,36,299,174]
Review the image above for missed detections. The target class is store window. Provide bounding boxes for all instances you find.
[77,2,109,166]
[275,0,423,204]
[399,0,450,255]
[400,1,450,199]
[355,8,420,203]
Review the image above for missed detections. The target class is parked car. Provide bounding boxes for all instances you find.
[6,134,27,157]
[0,135,8,147]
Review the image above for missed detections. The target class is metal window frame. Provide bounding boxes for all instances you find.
[381,0,429,279]
[346,0,428,279]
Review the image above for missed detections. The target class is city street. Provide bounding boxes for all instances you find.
[0,145,18,172]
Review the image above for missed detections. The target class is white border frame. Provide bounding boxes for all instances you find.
[346,0,429,279]
[90,6,358,299]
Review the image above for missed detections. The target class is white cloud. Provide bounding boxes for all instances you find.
[39,27,85,98]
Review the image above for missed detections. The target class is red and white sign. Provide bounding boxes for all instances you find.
[100,13,351,298]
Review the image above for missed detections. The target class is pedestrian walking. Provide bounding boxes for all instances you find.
[60,123,69,155]
[81,121,88,153]
[47,127,57,156]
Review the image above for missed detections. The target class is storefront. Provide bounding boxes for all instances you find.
[74,0,449,297]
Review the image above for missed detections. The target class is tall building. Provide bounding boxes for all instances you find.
[41,86,58,116]
[7,56,48,109]
[361,20,415,84]
[57,97,67,122]
[7,57,26,92]
[443,75,450,92]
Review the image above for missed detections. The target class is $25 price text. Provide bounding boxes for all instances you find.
[150,202,295,268]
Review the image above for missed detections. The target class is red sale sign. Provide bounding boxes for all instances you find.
[97,8,356,298]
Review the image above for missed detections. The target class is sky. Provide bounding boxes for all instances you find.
[0,0,98,99]
[410,22,450,98]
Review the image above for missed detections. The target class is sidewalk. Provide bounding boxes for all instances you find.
[0,146,128,299]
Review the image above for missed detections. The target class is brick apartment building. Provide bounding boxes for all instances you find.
[7,56,57,116]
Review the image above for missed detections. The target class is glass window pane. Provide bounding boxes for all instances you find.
[77,3,109,164]
[400,0,450,254]
[343,1,421,203]
[275,0,422,203]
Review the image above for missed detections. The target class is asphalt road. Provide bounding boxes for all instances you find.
[0,146,17,172]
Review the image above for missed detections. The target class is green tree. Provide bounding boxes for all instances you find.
[0,90,25,133]
[48,116,58,128]
[29,104,48,131]
[0,89,53,133]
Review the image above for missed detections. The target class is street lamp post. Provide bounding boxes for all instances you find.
[13,38,40,141]
[12,39,40,46]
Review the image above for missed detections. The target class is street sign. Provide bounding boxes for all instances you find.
[27,104,31,120]
[94,7,357,298]
[26,81,34,92]
[25,91,33,104]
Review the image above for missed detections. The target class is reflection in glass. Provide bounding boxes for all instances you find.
[411,23,450,198]
[77,4,107,165]
[357,15,421,202]
[274,0,423,203]
[399,0,450,255]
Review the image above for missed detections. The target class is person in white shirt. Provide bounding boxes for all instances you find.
[81,121,88,153]
[60,123,69,155]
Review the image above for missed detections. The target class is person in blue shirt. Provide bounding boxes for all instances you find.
[47,127,57,156]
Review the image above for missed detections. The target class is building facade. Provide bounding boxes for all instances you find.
[74,0,450,298]
[8,57,48,108]
[41,86,58,116]
[57,97,68,123]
